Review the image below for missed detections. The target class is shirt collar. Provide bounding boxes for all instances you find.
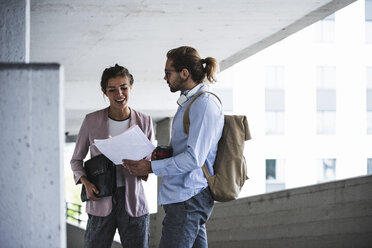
[177,84,204,106]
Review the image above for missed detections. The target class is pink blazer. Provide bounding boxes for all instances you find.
[70,107,152,217]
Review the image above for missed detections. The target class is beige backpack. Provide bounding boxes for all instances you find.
[184,91,251,202]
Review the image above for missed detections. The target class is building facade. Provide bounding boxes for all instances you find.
[216,0,372,196]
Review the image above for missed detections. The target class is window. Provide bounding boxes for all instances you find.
[266,159,286,192]
[367,67,372,134]
[368,158,372,174]
[367,0,372,21]
[266,159,276,180]
[367,21,372,43]
[265,66,285,88]
[317,66,336,134]
[265,88,285,135]
[317,89,336,110]
[317,66,336,89]
[317,111,336,134]
[265,111,285,134]
[316,14,335,43]
[265,66,285,135]
[318,158,336,182]
[368,111,372,134]
[366,0,372,43]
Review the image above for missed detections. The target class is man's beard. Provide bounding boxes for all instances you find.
[168,76,185,93]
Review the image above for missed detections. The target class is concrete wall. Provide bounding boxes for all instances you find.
[67,222,122,248]
[66,175,372,247]
[0,63,65,247]
[206,175,372,248]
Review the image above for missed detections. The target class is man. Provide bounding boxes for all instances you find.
[124,46,224,248]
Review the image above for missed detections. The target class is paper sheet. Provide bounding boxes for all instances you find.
[93,125,155,165]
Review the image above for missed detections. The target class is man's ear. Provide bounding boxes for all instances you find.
[102,88,107,96]
[180,68,190,80]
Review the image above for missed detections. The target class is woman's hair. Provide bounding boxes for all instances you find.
[166,46,219,84]
[100,64,134,93]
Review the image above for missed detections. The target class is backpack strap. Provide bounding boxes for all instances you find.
[183,91,222,179]
[183,91,222,134]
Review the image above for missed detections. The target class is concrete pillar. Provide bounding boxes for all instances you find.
[0,0,30,62]
[0,1,65,246]
[155,117,172,146]
[149,117,172,247]
[0,63,65,247]
[149,176,166,248]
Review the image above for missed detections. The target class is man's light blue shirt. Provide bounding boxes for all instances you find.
[151,85,224,205]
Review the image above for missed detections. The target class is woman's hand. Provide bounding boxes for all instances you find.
[80,176,100,201]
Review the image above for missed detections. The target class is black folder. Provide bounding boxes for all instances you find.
[81,154,116,202]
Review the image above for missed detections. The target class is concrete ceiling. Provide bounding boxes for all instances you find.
[29,0,355,134]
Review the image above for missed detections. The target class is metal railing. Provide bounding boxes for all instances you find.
[66,202,85,225]
[65,201,122,243]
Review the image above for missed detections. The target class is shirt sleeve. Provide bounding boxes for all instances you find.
[70,116,90,184]
[152,95,223,176]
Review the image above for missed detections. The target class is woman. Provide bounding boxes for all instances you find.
[70,64,152,248]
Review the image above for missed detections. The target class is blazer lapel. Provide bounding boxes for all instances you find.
[129,108,137,127]
[102,107,109,138]
[91,107,110,140]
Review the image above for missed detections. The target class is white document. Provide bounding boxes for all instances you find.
[93,125,155,165]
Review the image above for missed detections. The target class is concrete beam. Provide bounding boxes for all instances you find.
[0,0,30,62]
[220,0,357,71]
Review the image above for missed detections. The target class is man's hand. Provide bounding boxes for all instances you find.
[151,150,158,161]
[123,159,152,177]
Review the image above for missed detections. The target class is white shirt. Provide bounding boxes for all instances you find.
[108,117,130,187]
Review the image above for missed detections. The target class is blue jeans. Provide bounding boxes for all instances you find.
[159,187,214,248]
[84,187,149,248]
